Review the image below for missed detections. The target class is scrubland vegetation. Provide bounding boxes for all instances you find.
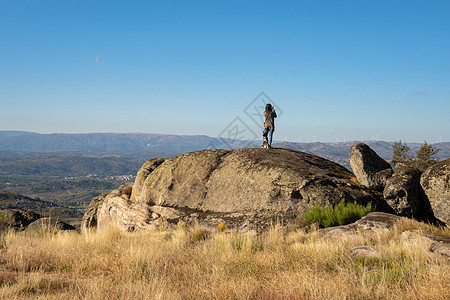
[392,140,440,171]
[304,199,373,228]
[0,218,448,300]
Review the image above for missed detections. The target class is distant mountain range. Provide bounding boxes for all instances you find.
[0,131,448,168]
[0,131,219,152]
[0,131,39,138]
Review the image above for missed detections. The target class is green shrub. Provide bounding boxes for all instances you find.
[190,228,209,242]
[217,222,226,232]
[392,140,440,171]
[304,198,373,228]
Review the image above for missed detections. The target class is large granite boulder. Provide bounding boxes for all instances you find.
[81,192,109,234]
[420,158,450,224]
[130,158,167,201]
[383,163,434,220]
[349,143,393,190]
[83,148,391,233]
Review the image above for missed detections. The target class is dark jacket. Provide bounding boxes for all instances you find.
[264,110,277,131]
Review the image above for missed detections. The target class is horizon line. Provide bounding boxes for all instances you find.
[0,130,448,144]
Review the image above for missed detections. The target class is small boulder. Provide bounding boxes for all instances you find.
[430,242,450,258]
[26,217,76,232]
[348,211,401,231]
[383,163,433,219]
[400,229,450,244]
[400,230,450,258]
[319,212,402,238]
[350,246,379,259]
[0,209,41,231]
[349,143,393,190]
[420,158,450,224]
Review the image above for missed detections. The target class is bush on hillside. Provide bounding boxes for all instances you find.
[304,198,373,228]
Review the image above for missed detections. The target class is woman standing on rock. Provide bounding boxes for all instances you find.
[262,103,277,149]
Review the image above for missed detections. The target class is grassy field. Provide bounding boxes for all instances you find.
[0,219,448,299]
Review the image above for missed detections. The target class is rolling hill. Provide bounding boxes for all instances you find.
[0,131,448,162]
[0,191,83,222]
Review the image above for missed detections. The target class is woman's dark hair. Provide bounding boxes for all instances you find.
[265,103,272,111]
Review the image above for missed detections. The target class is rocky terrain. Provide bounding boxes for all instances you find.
[83,143,448,233]
[421,158,450,224]
[0,208,75,231]
[349,143,393,190]
[1,143,448,299]
[349,143,449,224]
[82,147,395,233]
[320,211,449,259]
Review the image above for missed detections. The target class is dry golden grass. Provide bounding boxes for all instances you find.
[0,220,448,300]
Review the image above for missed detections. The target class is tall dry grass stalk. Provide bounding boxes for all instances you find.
[0,219,448,300]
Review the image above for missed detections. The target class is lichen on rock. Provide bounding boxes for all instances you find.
[349,143,393,190]
[420,158,450,224]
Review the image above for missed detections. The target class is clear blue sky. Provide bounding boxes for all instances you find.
[1,0,449,143]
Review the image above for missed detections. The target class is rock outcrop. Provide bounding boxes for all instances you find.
[26,217,76,232]
[0,209,75,232]
[0,209,40,231]
[420,158,450,224]
[383,163,434,220]
[350,246,379,259]
[400,230,450,258]
[81,192,109,233]
[320,212,449,259]
[130,158,167,201]
[349,143,393,190]
[430,242,450,258]
[319,212,402,238]
[83,148,390,233]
